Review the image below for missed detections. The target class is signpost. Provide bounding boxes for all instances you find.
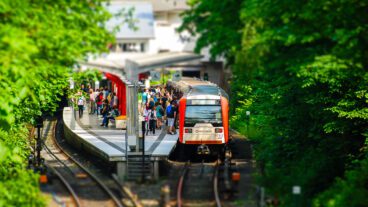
[292,186,301,207]
[150,71,161,81]
[172,71,181,82]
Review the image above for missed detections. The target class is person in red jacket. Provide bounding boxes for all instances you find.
[96,92,103,116]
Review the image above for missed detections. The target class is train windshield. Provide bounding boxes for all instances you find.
[185,105,222,126]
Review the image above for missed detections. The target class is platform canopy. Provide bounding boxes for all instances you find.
[81,52,203,80]
[125,52,203,80]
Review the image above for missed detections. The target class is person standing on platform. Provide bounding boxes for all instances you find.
[89,88,95,114]
[147,106,157,135]
[100,100,110,126]
[107,91,113,106]
[77,92,86,119]
[143,106,150,134]
[156,86,161,96]
[166,100,177,135]
[87,84,92,93]
[161,93,168,110]
[148,97,155,109]
[113,92,118,107]
[94,89,100,114]
[96,92,103,116]
[156,102,164,129]
[141,89,148,113]
[103,87,109,100]
[81,84,88,93]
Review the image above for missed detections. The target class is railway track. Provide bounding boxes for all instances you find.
[41,119,124,207]
[176,160,222,207]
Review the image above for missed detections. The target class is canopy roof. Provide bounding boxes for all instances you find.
[81,52,203,81]
[125,52,203,80]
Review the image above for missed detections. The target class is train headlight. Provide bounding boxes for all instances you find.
[185,128,192,133]
[215,128,223,133]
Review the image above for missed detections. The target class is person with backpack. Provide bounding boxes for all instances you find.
[77,92,86,119]
[148,105,157,135]
[148,97,155,109]
[166,100,177,135]
[156,101,164,129]
[161,93,168,110]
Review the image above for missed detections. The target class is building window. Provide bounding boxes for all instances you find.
[110,42,146,53]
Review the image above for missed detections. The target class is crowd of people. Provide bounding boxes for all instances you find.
[141,86,179,135]
[75,84,120,127]
[75,83,180,133]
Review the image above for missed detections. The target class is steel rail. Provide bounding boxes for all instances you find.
[47,164,82,207]
[43,140,75,175]
[33,123,81,207]
[50,121,124,207]
[213,160,222,207]
[176,162,190,207]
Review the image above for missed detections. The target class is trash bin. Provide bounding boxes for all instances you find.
[115,116,127,129]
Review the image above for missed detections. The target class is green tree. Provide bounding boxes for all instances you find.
[236,0,368,205]
[178,0,244,62]
[181,0,368,205]
[0,0,114,205]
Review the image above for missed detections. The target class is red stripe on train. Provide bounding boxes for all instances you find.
[179,98,187,143]
[185,140,224,144]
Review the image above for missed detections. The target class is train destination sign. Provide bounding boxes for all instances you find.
[189,99,218,105]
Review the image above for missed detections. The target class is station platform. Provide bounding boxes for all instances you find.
[62,107,178,180]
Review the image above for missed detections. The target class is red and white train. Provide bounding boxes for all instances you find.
[167,77,230,158]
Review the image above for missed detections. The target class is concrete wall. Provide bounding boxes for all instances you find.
[201,61,225,88]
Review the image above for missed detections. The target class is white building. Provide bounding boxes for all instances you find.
[101,0,225,87]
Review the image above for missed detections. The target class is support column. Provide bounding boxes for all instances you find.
[126,82,141,151]
[126,83,136,150]
[133,83,140,152]
[116,161,127,182]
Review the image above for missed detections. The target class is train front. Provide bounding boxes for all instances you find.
[178,91,229,157]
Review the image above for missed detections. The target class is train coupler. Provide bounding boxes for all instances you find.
[197,145,210,155]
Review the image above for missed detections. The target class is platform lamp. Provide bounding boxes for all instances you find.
[34,116,43,167]
[34,115,48,183]
[141,120,146,183]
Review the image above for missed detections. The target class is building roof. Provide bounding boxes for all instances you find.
[110,0,189,12]
[151,0,189,12]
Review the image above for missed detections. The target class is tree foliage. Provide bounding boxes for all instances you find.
[0,0,114,205]
[236,1,368,205]
[182,0,368,206]
[72,68,103,88]
[178,0,244,61]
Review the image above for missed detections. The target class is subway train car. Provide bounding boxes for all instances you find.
[167,77,230,159]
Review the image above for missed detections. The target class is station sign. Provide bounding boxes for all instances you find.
[172,71,182,82]
[150,71,161,81]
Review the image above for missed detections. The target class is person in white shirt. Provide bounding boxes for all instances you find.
[76,91,86,118]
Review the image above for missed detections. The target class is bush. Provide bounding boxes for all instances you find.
[0,127,45,207]
[314,158,368,207]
